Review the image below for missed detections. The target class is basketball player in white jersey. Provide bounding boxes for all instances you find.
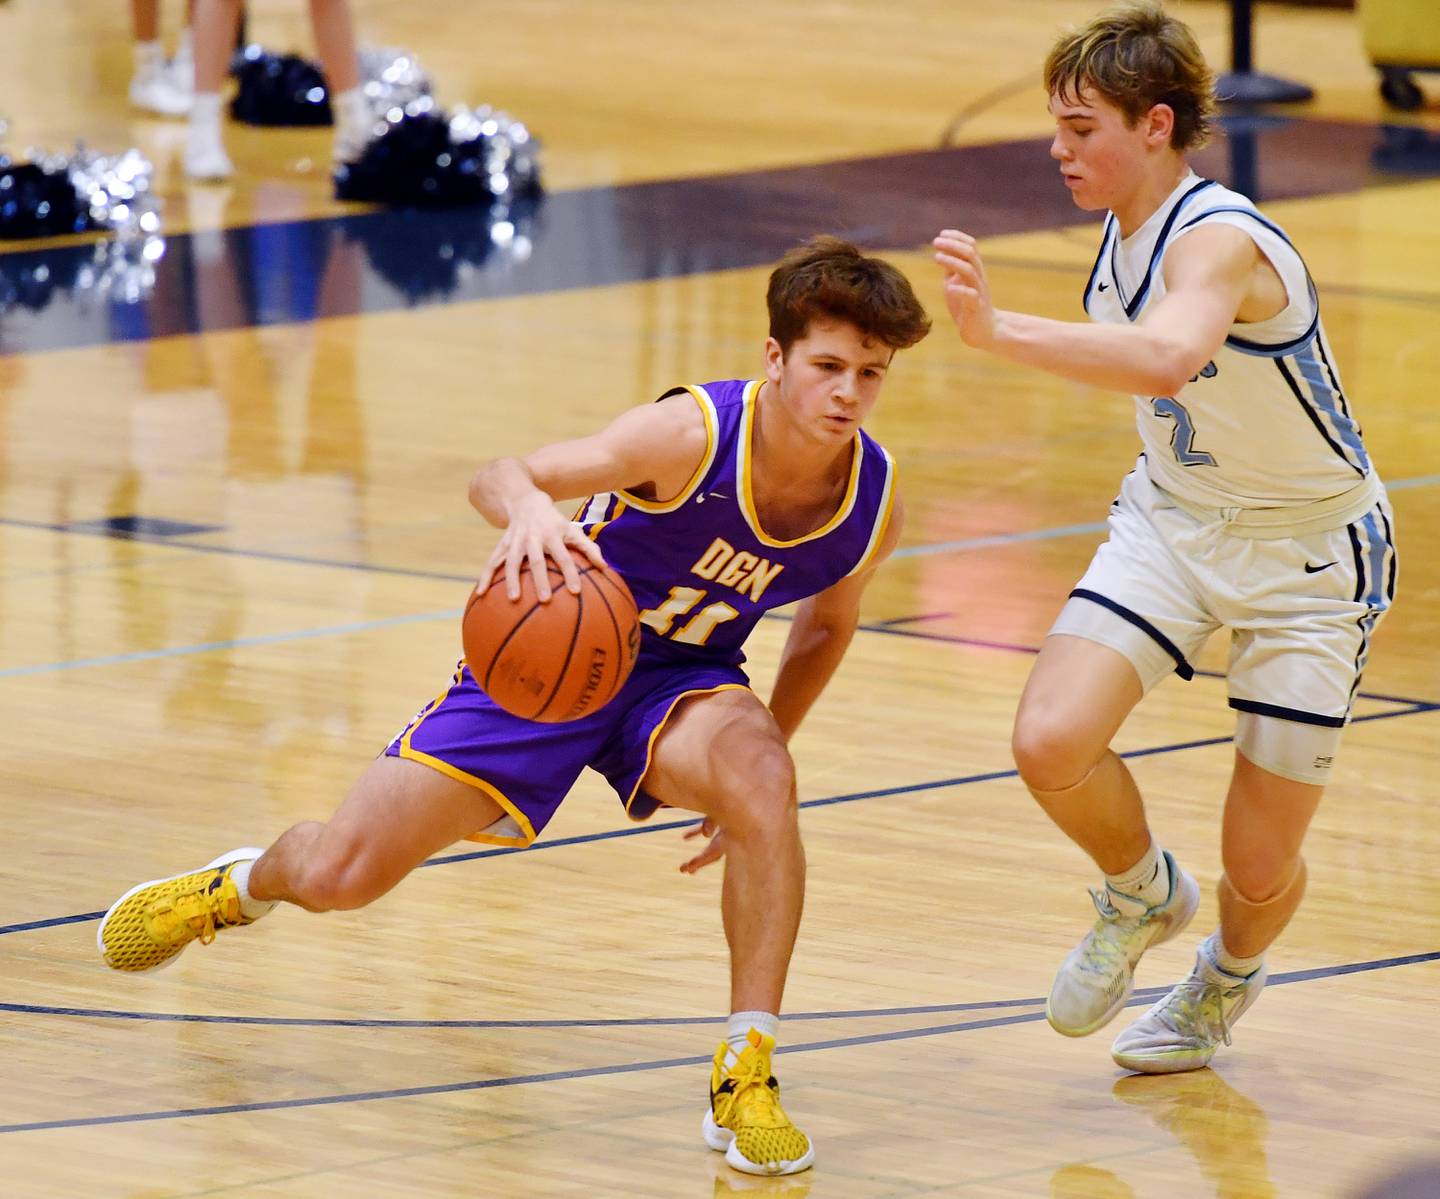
[933,1,1396,1073]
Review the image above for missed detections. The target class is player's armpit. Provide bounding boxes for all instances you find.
[521,393,710,504]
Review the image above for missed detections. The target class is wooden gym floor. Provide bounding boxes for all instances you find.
[1,1,1437,1195]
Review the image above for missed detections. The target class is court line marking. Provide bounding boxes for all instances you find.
[9,943,1436,1031]
[0,464,1435,584]
[0,587,1432,710]
[1,950,1434,1136]
[0,994,1048,1029]
[0,609,466,679]
[2,699,1433,941]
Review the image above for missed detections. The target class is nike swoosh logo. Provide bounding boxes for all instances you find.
[1304,561,1337,573]
[1097,283,1109,292]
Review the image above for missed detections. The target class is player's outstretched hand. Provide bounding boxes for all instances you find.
[478,492,607,602]
[933,229,996,349]
[680,818,727,874]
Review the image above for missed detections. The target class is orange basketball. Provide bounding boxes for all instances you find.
[462,548,641,722]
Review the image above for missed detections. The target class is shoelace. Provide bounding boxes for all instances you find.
[1161,979,1236,1046]
[726,1053,783,1127]
[154,885,243,947]
[1078,887,1146,975]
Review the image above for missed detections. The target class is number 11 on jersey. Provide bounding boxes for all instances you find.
[638,586,740,647]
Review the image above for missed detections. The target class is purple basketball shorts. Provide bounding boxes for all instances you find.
[384,652,751,845]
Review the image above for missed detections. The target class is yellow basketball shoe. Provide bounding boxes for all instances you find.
[703,1029,815,1176]
[98,848,267,973]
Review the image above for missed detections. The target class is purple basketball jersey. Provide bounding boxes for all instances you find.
[574,379,897,666]
[386,378,898,847]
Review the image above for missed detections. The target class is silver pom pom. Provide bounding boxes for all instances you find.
[63,143,161,241]
[358,47,433,112]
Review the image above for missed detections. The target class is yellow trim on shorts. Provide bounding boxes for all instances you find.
[397,669,538,847]
[738,380,862,547]
[623,683,753,818]
[616,385,719,513]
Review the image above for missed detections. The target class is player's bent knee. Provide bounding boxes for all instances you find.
[1221,852,1305,906]
[1011,716,1101,794]
[712,741,797,833]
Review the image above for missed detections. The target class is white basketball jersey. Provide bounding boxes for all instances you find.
[1084,172,1376,510]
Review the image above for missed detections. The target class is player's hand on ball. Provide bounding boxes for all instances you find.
[480,494,607,602]
[933,229,996,349]
[680,819,727,874]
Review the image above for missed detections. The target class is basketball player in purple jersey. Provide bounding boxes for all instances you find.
[98,236,930,1177]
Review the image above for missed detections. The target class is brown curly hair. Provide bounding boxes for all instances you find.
[767,236,930,356]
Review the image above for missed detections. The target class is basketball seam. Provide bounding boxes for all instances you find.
[578,569,625,713]
[478,563,566,709]
[584,562,635,612]
[533,565,587,722]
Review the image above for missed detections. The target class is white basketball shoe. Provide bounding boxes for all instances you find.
[1111,933,1268,1074]
[1046,851,1200,1037]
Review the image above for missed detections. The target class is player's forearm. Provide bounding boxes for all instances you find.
[468,458,549,528]
[987,310,1200,397]
[768,615,857,741]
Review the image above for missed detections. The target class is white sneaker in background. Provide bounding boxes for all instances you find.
[185,126,235,181]
[130,64,194,117]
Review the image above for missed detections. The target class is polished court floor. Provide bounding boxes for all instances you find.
[2,2,1439,1196]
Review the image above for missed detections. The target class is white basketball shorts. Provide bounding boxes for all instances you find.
[1050,458,1397,783]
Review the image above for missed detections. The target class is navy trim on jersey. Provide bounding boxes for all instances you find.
[1274,357,1367,478]
[1068,588,1195,680]
[1228,698,1346,728]
[1171,205,1321,354]
[1295,340,1369,473]
[1226,276,1320,356]
[1082,215,1117,316]
[1226,324,1317,357]
[1313,334,1362,437]
[1225,320,1318,357]
[1119,178,1219,320]
[1173,204,1296,248]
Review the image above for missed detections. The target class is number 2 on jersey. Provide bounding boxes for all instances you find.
[638,586,740,647]
[1151,396,1217,467]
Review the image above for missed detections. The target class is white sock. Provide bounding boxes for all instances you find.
[332,86,370,137]
[724,1010,779,1069]
[187,95,227,170]
[1106,842,1170,910]
[1205,931,1264,980]
[190,92,224,127]
[133,40,165,75]
[174,28,193,64]
[229,859,278,921]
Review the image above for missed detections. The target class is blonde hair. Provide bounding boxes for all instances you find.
[1045,2,1215,151]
